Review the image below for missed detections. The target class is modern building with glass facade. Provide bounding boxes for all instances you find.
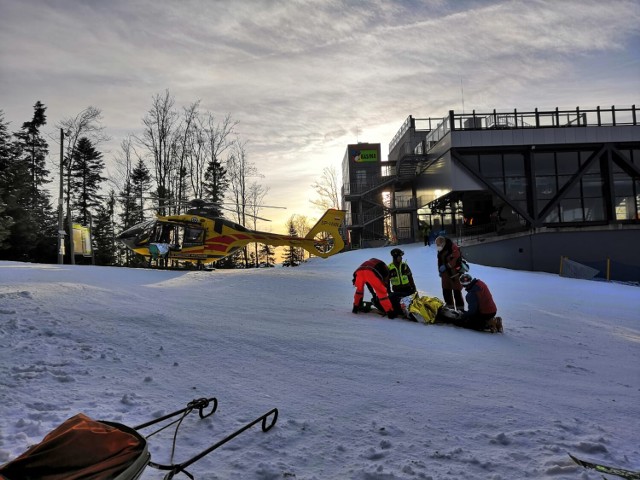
[341,105,640,281]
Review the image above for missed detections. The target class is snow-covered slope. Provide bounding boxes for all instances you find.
[0,243,638,479]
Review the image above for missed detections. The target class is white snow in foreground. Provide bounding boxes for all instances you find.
[0,243,638,480]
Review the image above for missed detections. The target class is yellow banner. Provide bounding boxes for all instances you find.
[72,224,92,256]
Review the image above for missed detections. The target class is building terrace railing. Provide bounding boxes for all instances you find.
[389,116,442,153]
[394,196,416,209]
[345,209,387,227]
[424,105,638,148]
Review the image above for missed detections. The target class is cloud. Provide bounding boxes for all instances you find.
[1,0,638,231]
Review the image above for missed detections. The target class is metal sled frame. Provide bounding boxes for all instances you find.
[134,397,278,479]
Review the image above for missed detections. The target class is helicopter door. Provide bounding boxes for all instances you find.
[150,223,182,251]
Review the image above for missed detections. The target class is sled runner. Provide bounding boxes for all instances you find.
[0,396,278,480]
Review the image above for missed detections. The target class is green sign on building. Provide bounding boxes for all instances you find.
[354,149,378,163]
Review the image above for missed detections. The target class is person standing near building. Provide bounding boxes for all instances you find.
[352,258,396,318]
[422,223,431,246]
[435,235,465,310]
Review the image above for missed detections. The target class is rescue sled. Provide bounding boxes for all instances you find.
[0,396,278,480]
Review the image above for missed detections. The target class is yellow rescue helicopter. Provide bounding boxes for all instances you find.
[116,200,345,266]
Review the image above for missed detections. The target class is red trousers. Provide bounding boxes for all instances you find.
[353,269,393,313]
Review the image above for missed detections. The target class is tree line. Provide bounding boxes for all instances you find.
[0,91,336,268]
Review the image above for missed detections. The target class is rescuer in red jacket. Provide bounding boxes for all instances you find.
[435,235,466,310]
[454,273,502,333]
[352,258,396,318]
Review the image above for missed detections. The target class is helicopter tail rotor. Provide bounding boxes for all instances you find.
[300,209,346,258]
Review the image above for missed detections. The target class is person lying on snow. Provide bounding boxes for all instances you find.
[438,273,503,333]
[352,258,397,319]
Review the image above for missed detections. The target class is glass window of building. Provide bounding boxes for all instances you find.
[613,173,634,197]
[556,151,579,174]
[534,152,555,175]
[615,197,635,220]
[544,206,560,223]
[583,175,605,198]
[583,197,605,221]
[557,174,573,192]
[579,150,593,166]
[581,161,605,221]
[479,154,502,177]
[488,177,505,194]
[505,177,527,200]
[503,153,525,177]
[560,198,584,222]
[536,176,556,199]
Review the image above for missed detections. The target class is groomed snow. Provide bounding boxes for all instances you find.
[0,243,638,479]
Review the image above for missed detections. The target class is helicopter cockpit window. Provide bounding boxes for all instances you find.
[183,226,204,245]
[134,220,157,245]
[151,224,172,244]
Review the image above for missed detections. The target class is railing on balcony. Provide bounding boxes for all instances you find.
[389,116,442,153]
[345,207,387,226]
[425,105,638,148]
[344,175,395,196]
[394,196,416,209]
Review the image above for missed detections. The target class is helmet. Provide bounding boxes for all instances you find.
[390,248,404,257]
[459,273,473,286]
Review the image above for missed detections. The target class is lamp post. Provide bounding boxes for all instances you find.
[57,129,65,264]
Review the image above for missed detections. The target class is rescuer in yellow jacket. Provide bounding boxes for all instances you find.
[388,248,417,296]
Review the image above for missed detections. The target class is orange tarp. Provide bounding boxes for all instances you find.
[0,413,145,480]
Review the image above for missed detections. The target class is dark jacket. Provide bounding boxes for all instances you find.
[388,260,416,294]
[437,238,462,275]
[462,279,497,318]
[437,237,463,290]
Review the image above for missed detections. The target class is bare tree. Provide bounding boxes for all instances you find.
[227,139,258,226]
[227,139,262,266]
[57,106,107,264]
[139,90,178,214]
[247,181,269,266]
[291,214,311,261]
[188,120,206,200]
[172,101,199,212]
[58,106,107,159]
[310,165,341,211]
[193,112,237,202]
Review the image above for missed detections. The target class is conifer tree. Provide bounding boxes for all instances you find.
[1,102,55,262]
[203,157,228,216]
[92,190,117,266]
[284,219,302,267]
[0,112,16,250]
[259,243,276,267]
[14,101,50,204]
[70,137,105,226]
[130,158,152,223]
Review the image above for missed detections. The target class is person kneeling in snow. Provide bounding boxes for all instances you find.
[440,273,503,333]
[352,258,397,319]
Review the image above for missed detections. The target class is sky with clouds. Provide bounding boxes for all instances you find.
[1,0,639,230]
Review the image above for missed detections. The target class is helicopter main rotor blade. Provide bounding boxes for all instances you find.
[117,195,286,210]
[218,205,272,222]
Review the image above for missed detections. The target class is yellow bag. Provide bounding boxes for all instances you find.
[408,294,444,324]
